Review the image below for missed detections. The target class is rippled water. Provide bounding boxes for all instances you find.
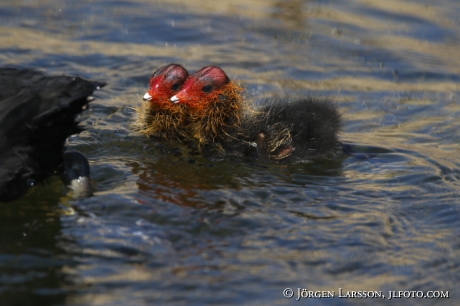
[1,0,460,305]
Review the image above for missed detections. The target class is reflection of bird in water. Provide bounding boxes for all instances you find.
[62,150,93,199]
[171,66,342,162]
[0,68,104,202]
[130,64,189,140]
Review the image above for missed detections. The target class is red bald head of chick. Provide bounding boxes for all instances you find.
[131,63,189,139]
[170,66,243,149]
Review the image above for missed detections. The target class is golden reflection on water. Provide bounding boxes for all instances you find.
[1,0,459,92]
[1,0,459,196]
[2,0,459,193]
[2,0,460,302]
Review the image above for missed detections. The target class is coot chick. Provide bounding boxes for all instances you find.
[236,96,341,161]
[0,68,105,202]
[130,64,189,140]
[171,66,244,150]
[171,66,341,162]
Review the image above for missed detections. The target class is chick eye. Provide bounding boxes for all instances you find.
[171,83,180,91]
[202,84,212,93]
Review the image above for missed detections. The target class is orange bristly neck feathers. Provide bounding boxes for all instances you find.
[149,91,182,111]
[186,82,243,148]
[131,94,187,140]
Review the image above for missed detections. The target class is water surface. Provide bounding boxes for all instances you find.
[1,0,460,305]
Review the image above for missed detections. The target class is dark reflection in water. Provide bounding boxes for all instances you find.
[1,0,460,305]
[0,186,71,306]
[132,144,346,209]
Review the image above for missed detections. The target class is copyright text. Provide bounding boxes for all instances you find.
[282,288,449,300]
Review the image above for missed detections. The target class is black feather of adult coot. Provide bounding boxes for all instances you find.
[0,68,105,202]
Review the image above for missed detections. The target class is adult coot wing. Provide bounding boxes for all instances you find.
[0,68,105,202]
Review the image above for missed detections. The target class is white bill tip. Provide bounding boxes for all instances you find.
[170,95,179,103]
[143,92,152,101]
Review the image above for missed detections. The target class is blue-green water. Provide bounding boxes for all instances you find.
[1,0,460,305]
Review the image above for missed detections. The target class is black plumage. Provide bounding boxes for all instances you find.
[223,96,342,162]
[0,68,105,202]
